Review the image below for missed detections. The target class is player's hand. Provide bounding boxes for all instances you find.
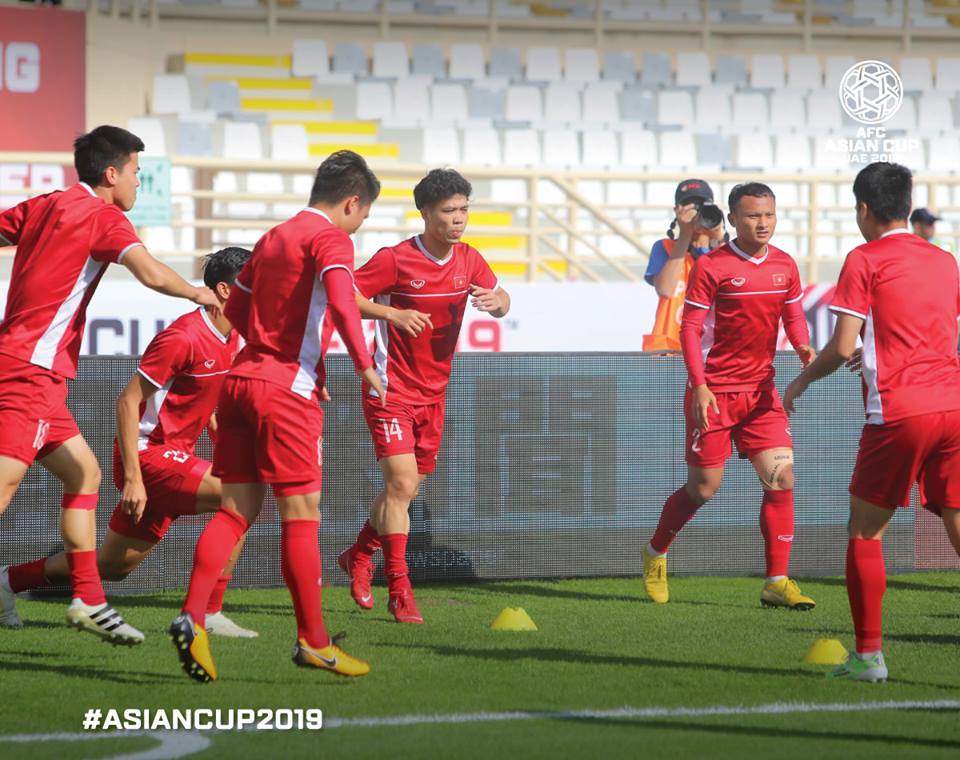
[121,478,148,524]
[470,285,501,313]
[361,366,386,407]
[693,384,719,431]
[796,344,817,368]
[846,348,863,374]
[192,286,219,308]
[390,308,433,337]
[783,377,808,415]
[674,203,698,235]
[320,386,332,402]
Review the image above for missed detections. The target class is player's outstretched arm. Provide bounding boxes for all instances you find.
[783,313,863,413]
[355,292,433,336]
[325,267,386,404]
[122,246,217,306]
[116,374,158,523]
[782,299,816,367]
[470,285,510,317]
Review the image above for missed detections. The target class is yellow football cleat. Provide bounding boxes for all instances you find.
[642,546,669,604]
[760,577,816,611]
[169,613,218,682]
[292,636,371,677]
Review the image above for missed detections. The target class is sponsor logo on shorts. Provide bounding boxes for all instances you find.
[785,426,792,436]
[690,428,703,454]
[32,419,50,450]
[731,277,746,287]
[316,436,323,466]
[410,279,425,289]
[777,534,795,542]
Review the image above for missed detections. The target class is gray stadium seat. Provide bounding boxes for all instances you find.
[620,86,657,123]
[640,52,673,87]
[412,44,446,78]
[467,86,505,120]
[489,47,522,80]
[176,121,212,157]
[696,133,732,167]
[603,51,636,82]
[714,55,747,87]
[207,80,240,115]
[333,42,368,76]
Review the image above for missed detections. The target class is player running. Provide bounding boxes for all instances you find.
[642,182,817,610]
[338,168,511,624]
[0,126,217,644]
[784,162,960,682]
[1,247,256,638]
[169,151,385,682]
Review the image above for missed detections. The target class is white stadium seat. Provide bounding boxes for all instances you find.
[732,92,769,130]
[355,81,393,120]
[675,52,711,87]
[582,84,620,125]
[542,129,580,168]
[151,74,192,116]
[900,57,934,91]
[422,127,461,164]
[656,90,694,126]
[270,124,309,160]
[292,39,329,77]
[505,85,543,122]
[526,46,563,81]
[750,54,785,89]
[431,83,469,123]
[621,130,657,168]
[128,117,167,156]
[544,83,582,124]
[582,129,619,169]
[449,43,486,80]
[503,129,542,167]
[372,41,409,78]
[463,128,502,165]
[786,55,822,89]
[393,80,431,123]
[565,48,600,83]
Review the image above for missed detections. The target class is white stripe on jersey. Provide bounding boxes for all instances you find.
[291,274,329,400]
[700,305,717,368]
[717,290,789,297]
[862,309,884,424]
[30,256,105,370]
[371,294,391,397]
[138,377,174,451]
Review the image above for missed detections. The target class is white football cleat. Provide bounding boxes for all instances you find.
[205,611,258,638]
[66,598,144,645]
[0,566,22,628]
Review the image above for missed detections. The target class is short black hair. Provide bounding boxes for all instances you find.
[308,150,380,206]
[853,162,912,223]
[728,182,775,213]
[73,126,145,187]
[202,246,251,290]
[413,168,472,210]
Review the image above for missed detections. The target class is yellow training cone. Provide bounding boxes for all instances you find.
[803,638,849,665]
[490,607,538,631]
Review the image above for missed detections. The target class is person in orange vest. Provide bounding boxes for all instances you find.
[643,179,727,352]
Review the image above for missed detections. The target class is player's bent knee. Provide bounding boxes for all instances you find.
[687,482,718,505]
[386,476,421,502]
[773,464,795,491]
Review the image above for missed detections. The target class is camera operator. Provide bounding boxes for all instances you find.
[643,179,727,352]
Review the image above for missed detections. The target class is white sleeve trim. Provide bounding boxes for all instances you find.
[829,305,868,320]
[234,280,252,294]
[319,263,353,279]
[137,367,163,389]
[785,294,804,304]
[684,298,711,310]
[117,242,142,264]
[0,233,11,246]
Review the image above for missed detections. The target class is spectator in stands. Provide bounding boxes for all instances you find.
[643,179,726,352]
[910,208,954,254]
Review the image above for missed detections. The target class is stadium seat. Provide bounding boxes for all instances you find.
[355,81,393,120]
[333,42,368,76]
[621,87,656,123]
[176,121,212,156]
[565,48,600,83]
[206,80,240,115]
[885,95,917,131]
[421,127,460,164]
[900,57,934,91]
[675,52,711,87]
[527,46,563,82]
[449,43,487,80]
[270,124,309,160]
[463,128,502,165]
[393,80,431,124]
[489,47,522,80]
[292,39,329,78]
[431,82,469,123]
[544,83,582,125]
[806,92,843,130]
[750,54,785,89]
[824,56,856,91]
[715,54,747,87]
[656,90,694,127]
[918,94,955,131]
[412,44,446,78]
[505,85,543,122]
[659,131,697,169]
[467,86,505,120]
[773,134,812,171]
[128,117,167,156]
[641,52,673,87]
[734,134,773,169]
[813,135,849,171]
[151,74,192,115]
[732,92,768,130]
[603,51,636,82]
[372,41,409,78]
[222,122,263,159]
[786,55,822,89]
[620,130,657,168]
[582,84,620,125]
[695,87,733,131]
[769,91,806,130]
[581,129,618,168]
[503,129,541,166]
[542,129,580,168]
[696,133,733,168]
[935,58,960,92]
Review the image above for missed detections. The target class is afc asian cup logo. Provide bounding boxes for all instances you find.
[839,60,903,125]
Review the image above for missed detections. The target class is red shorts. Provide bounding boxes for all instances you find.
[213,376,324,488]
[0,354,80,465]
[109,446,211,543]
[685,386,793,468]
[850,409,960,512]
[362,393,445,474]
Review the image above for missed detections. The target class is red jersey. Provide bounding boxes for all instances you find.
[830,228,960,424]
[0,183,142,378]
[227,208,358,403]
[355,236,498,404]
[132,308,241,452]
[683,240,803,391]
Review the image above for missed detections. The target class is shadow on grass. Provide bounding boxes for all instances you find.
[560,715,960,751]
[0,656,183,686]
[457,582,729,607]
[804,577,959,594]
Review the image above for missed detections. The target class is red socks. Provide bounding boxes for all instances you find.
[66,551,106,606]
[847,538,886,653]
[760,489,794,578]
[381,533,410,592]
[7,558,49,593]
[351,520,382,565]
[206,575,230,615]
[182,509,249,627]
[650,487,701,553]
[280,519,329,649]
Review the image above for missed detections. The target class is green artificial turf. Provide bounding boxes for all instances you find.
[0,574,958,759]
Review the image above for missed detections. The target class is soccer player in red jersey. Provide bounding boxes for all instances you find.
[0,126,216,644]
[338,168,511,624]
[641,183,818,610]
[1,247,256,638]
[169,151,385,682]
[785,162,960,682]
